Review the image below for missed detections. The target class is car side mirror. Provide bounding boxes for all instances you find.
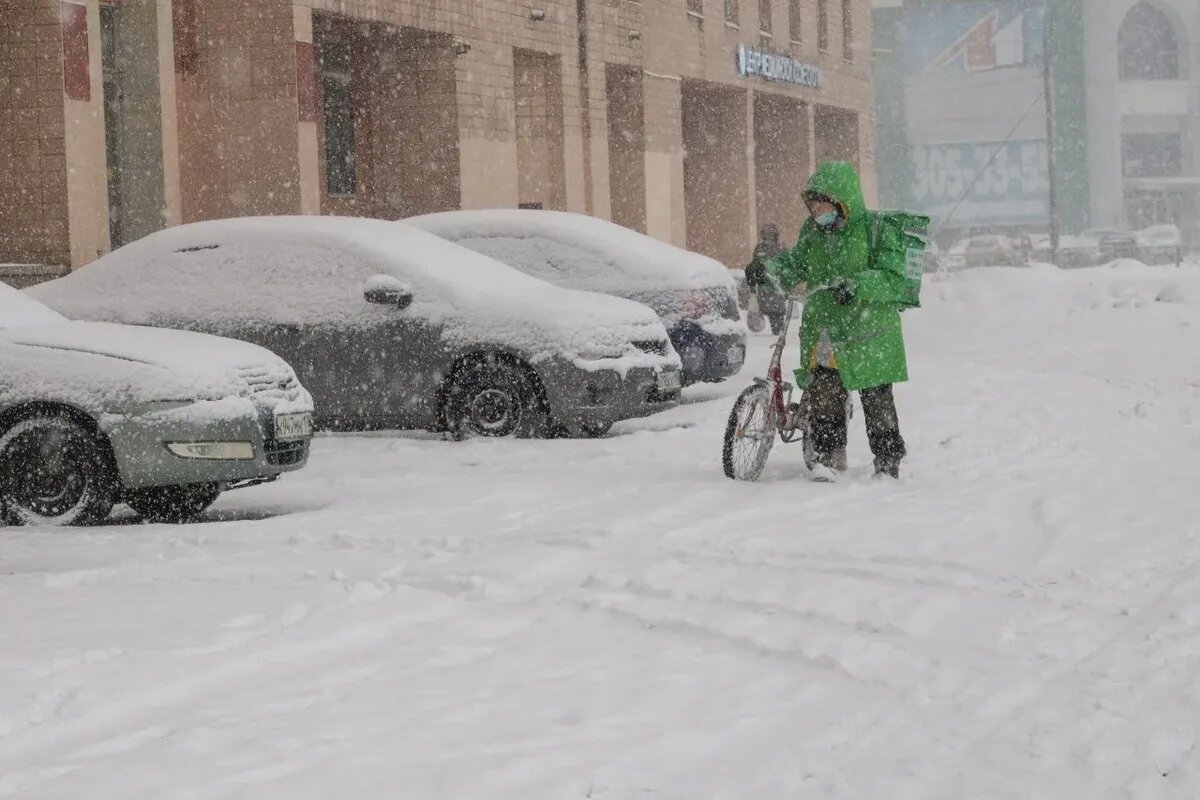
[363,276,413,310]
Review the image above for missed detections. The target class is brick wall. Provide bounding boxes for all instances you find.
[514,47,566,209]
[0,0,70,266]
[338,25,461,218]
[176,0,300,221]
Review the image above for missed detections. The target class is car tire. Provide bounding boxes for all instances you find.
[580,422,612,439]
[126,483,221,524]
[0,415,116,526]
[444,357,550,439]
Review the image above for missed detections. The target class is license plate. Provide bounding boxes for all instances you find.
[657,370,682,392]
[274,412,313,441]
[727,345,746,365]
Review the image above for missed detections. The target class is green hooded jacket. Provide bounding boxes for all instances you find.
[767,161,910,392]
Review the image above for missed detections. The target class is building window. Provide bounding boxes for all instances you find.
[759,0,771,34]
[817,0,829,52]
[1122,132,1183,177]
[789,0,801,42]
[687,0,703,16]
[842,0,853,60]
[725,0,739,25]
[1118,1,1179,80]
[318,36,356,196]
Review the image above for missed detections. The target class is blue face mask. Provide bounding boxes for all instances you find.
[815,211,839,228]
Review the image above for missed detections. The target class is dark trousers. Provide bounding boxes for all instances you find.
[807,367,906,466]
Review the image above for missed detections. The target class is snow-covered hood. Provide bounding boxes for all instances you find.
[0,321,308,410]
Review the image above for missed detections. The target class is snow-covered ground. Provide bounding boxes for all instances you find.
[3,262,1200,799]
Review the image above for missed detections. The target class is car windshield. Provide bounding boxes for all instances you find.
[0,282,65,329]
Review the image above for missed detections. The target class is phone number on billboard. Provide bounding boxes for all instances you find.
[912,141,1050,202]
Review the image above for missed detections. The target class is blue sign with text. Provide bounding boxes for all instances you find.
[735,45,822,89]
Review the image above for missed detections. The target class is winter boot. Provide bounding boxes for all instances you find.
[873,458,900,479]
[807,447,847,482]
[822,448,848,472]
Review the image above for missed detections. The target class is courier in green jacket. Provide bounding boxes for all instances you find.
[767,161,909,479]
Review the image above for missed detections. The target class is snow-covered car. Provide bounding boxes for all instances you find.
[1138,224,1184,265]
[29,217,682,439]
[1033,234,1099,269]
[963,234,1024,268]
[406,210,747,386]
[0,283,313,526]
[942,239,968,270]
[1084,228,1141,263]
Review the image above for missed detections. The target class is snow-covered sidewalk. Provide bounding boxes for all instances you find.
[2,264,1199,798]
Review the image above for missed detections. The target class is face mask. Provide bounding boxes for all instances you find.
[815,212,839,228]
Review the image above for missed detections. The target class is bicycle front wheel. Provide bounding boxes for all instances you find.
[722,384,778,481]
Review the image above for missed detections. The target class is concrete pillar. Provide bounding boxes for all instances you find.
[1084,1,1125,228]
[157,0,181,228]
[63,0,110,266]
[294,5,319,215]
[456,41,518,209]
[642,71,685,247]
[588,63,612,222]
[745,89,758,244]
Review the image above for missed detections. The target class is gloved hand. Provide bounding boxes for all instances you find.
[831,278,855,306]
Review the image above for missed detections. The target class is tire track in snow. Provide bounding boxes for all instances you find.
[0,588,454,786]
[668,547,1104,615]
[926,557,1200,798]
[565,586,903,695]
[577,571,1021,676]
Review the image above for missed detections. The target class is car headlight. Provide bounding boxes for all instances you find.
[166,441,255,460]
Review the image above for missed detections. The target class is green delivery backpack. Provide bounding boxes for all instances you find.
[868,210,931,310]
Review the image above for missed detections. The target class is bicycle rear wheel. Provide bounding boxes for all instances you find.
[722,384,778,481]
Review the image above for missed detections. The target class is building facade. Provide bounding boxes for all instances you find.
[874,0,1199,248]
[1084,0,1199,236]
[0,0,877,276]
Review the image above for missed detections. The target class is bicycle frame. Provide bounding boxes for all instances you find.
[754,296,801,441]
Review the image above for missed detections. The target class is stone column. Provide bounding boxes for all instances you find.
[642,71,685,247]
[63,0,110,266]
[293,5,319,215]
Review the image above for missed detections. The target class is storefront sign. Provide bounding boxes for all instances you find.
[735,45,822,89]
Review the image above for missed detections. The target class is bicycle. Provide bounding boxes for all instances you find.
[722,289,849,481]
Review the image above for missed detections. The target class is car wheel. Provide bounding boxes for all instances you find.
[126,483,221,524]
[0,415,116,526]
[444,357,549,439]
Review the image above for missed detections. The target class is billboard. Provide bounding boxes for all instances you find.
[911,139,1050,226]
[904,1,1045,77]
[900,1,1050,229]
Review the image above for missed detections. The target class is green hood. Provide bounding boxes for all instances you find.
[803,161,867,222]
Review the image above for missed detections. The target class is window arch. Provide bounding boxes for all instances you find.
[1118,2,1180,80]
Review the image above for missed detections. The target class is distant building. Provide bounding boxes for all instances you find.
[0,0,877,274]
[873,0,1199,248]
[1085,0,1199,239]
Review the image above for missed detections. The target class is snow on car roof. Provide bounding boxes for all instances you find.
[29,217,674,368]
[406,210,735,292]
[31,216,663,328]
[0,280,66,329]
